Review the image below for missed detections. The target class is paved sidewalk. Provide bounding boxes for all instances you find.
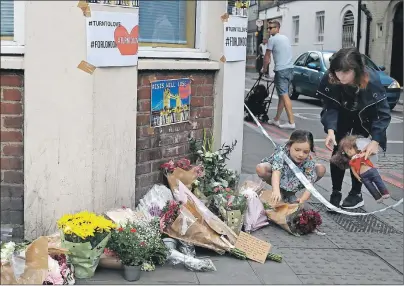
[79,127,403,285]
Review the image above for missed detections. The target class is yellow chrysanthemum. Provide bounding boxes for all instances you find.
[57,211,116,240]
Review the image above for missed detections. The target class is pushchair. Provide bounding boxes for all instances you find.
[244,73,276,123]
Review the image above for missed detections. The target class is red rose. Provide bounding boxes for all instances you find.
[118,227,124,232]
[130,228,137,233]
[140,242,146,247]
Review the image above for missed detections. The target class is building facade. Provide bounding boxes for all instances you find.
[365,0,403,84]
[258,1,365,67]
[0,1,247,240]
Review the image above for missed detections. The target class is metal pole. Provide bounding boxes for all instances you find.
[356,0,362,50]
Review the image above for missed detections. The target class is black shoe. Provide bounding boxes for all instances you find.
[327,191,342,212]
[341,193,364,209]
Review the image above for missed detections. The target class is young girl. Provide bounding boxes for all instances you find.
[256,130,326,204]
[330,135,390,203]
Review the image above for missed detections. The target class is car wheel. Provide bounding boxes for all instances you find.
[389,103,397,110]
[288,83,299,100]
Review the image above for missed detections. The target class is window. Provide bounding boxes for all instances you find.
[342,10,354,48]
[362,55,380,71]
[138,0,196,48]
[305,52,320,68]
[250,0,257,5]
[323,52,333,69]
[1,0,25,54]
[294,53,308,66]
[292,16,299,44]
[315,11,325,43]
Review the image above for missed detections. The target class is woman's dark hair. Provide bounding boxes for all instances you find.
[286,130,315,152]
[330,135,359,170]
[328,48,368,88]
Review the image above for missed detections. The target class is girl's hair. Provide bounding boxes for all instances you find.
[328,48,369,89]
[286,130,315,152]
[330,135,359,170]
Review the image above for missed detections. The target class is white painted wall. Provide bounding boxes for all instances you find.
[24,2,138,239]
[207,1,246,174]
[259,1,367,63]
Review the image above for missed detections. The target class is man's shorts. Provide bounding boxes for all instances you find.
[274,68,294,96]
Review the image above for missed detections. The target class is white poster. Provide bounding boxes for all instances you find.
[86,10,139,67]
[223,16,248,62]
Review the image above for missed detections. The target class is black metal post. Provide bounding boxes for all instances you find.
[356,0,362,49]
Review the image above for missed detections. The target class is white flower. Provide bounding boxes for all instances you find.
[1,242,16,264]
[197,150,203,154]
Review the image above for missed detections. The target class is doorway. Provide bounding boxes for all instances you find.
[390,2,403,85]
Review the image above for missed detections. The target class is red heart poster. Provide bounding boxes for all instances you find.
[114,25,139,56]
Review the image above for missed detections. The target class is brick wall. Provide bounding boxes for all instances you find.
[1,70,24,240]
[136,71,216,202]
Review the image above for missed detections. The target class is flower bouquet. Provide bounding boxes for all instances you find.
[237,176,269,233]
[57,211,116,278]
[107,219,169,281]
[160,181,238,255]
[1,237,49,285]
[210,187,248,234]
[260,190,322,236]
[44,254,75,285]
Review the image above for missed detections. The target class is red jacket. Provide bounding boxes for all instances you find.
[349,156,374,174]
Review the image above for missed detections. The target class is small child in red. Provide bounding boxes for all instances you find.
[331,135,390,202]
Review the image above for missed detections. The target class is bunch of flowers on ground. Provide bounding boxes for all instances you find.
[189,135,239,197]
[108,218,169,271]
[291,209,322,235]
[43,254,75,285]
[57,211,116,278]
[160,200,182,232]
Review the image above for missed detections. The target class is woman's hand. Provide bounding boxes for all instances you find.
[325,130,337,151]
[361,140,379,160]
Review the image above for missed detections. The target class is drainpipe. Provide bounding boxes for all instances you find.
[361,4,373,56]
[356,0,362,50]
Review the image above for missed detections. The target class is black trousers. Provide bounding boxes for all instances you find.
[331,144,363,195]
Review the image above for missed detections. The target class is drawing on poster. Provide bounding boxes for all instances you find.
[150,79,191,127]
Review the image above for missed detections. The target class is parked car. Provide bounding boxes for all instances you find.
[289,50,401,110]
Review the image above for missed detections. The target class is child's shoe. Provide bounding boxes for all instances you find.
[382,190,390,199]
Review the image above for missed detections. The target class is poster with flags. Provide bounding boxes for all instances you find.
[150,78,191,127]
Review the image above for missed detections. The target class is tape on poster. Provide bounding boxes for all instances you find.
[148,75,157,83]
[220,56,227,63]
[77,61,96,74]
[244,103,403,216]
[221,13,229,23]
[77,1,91,17]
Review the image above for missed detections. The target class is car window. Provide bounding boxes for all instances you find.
[294,53,308,66]
[323,53,333,69]
[305,52,320,68]
[361,55,380,71]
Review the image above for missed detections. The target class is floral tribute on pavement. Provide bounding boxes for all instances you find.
[0,130,324,283]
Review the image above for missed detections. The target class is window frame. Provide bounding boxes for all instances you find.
[1,1,25,55]
[315,11,325,44]
[292,15,299,44]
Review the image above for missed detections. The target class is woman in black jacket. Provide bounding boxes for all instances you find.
[316,48,391,209]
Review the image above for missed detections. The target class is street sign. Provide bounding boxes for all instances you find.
[256,19,263,27]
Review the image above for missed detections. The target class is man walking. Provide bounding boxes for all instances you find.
[262,20,295,129]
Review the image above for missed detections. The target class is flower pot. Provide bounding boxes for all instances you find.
[123,265,141,282]
[162,238,177,250]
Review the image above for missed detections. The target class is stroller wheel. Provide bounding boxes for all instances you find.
[262,114,269,122]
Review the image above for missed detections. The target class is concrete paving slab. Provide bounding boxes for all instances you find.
[248,260,303,285]
[297,274,403,285]
[253,223,338,249]
[195,255,262,285]
[280,248,403,284]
